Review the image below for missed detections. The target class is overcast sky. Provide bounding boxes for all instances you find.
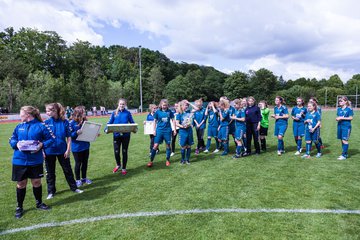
[1,0,360,81]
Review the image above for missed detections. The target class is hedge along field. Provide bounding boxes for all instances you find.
[0,110,359,239]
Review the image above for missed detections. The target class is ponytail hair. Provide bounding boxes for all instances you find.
[45,102,65,120]
[259,100,268,108]
[296,97,304,107]
[276,96,286,105]
[20,106,43,122]
[338,96,351,107]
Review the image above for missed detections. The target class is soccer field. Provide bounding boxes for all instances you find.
[0,110,359,239]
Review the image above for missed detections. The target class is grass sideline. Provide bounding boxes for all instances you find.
[0,110,359,239]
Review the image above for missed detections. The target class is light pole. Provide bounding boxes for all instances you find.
[139,45,143,113]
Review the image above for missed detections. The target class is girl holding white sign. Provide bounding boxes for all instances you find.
[107,98,135,175]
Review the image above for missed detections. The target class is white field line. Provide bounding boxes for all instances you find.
[1,208,360,235]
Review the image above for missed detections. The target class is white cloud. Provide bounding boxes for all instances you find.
[0,0,103,45]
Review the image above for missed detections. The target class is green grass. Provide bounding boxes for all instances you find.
[1,110,360,239]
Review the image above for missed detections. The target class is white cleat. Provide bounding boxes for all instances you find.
[213,149,220,153]
[294,151,301,156]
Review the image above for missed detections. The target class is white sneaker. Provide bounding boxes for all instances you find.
[76,180,82,188]
[316,153,322,158]
[170,152,175,157]
[277,151,282,156]
[294,151,301,156]
[46,193,54,200]
[337,155,347,160]
[301,154,310,159]
[203,149,209,153]
[213,149,220,153]
[74,189,84,194]
[83,178,92,185]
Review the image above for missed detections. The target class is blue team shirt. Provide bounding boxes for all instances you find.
[234,108,246,128]
[274,105,289,125]
[176,110,193,133]
[146,113,155,121]
[337,107,353,128]
[69,120,90,152]
[305,111,321,129]
[154,109,174,132]
[207,109,219,128]
[44,117,71,155]
[219,109,230,127]
[228,106,236,126]
[9,119,55,166]
[291,106,307,123]
[107,109,135,137]
[193,107,206,129]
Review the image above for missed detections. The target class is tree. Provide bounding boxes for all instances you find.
[164,75,192,103]
[249,68,278,101]
[145,65,165,104]
[327,74,344,89]
[223,71,249,99]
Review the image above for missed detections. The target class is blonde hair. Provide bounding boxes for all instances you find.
[115,98,127,116]
[20,106,42,122]
[45,103,65,120]
[219,99,230,109]
[233,99,241,105]
[338,96,351,107]
[158,99,169,109]
[178,100,189,114]
[195,98,203,107]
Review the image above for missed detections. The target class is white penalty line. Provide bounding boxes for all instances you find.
[1,208,360,235]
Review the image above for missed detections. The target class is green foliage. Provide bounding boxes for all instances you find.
[224,71,249,99]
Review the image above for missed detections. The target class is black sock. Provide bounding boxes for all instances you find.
[33,185,42,205]
[261,139,266,150]
[16,188,26,208]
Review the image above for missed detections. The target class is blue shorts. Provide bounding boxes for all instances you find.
[293,122,305,137]
[235,127,245,141]
[217,126,229,141]
[229,123,235,135]
[274,124,287,137]
[207,126,218,138]
[337,125,351,141]
[305,128,320,141]
[178,129,194,147]
[154,131,172,145]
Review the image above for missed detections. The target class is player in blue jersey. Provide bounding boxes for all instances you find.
[69,106,95,187]
[145,104,159,155]
[271,96,289,156]
[107,98,135,175]
[301,101,322,158]
[147,99,176,167]
[217,99,231,156]
[309,97,324,149]
[176,100,195,164]
[193,99,206,154]
[231,99,246,158]
[9,106,55,218]
[336,96,354,160]
[170,102,180,156]
[291,97,307,155]
[44,103,83,200]
[204,101,220,153]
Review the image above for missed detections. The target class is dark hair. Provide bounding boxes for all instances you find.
[296,97,305,107]
[72,106,87,123]
[45,103,65,120]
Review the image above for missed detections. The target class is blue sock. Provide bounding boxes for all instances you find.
[186,148,191,161]
[315,141,321,153]
[343,143,349,157]
[236,146,241,155]
[150,148,156,161]
[297,139,302,151]
[223,142,229,154]
[181,149,185,161]
[215,139,220,149]
[206,139,211,150]
[280,139,284,151]
[306,142,311,155]
[166,147,171,160]
[277,139,282,151]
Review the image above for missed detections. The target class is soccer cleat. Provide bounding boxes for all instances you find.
[113,165,121,173]
[76,180,82,188]
[213,149,220,153]
[195,149,199,155]
[170,152,175,157]
[46,193,54,200]
[232,154,241,159]
[301,154,310,159]
[337,155,347,160]
[121,169,127,175]
[147,161,153,167]
[74,189,83,194]
[166,160,171,166]
[82,178,92,185]
[156,149,160,154]
[316,153,322,158]
[36,202,50,210]
[180,161,185,165]
[277,151,282,156]
[221,152,228,156]
[294,151,301,156]
[203,149,209,153]
[15,207,24,219]
[186,161,190,165]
